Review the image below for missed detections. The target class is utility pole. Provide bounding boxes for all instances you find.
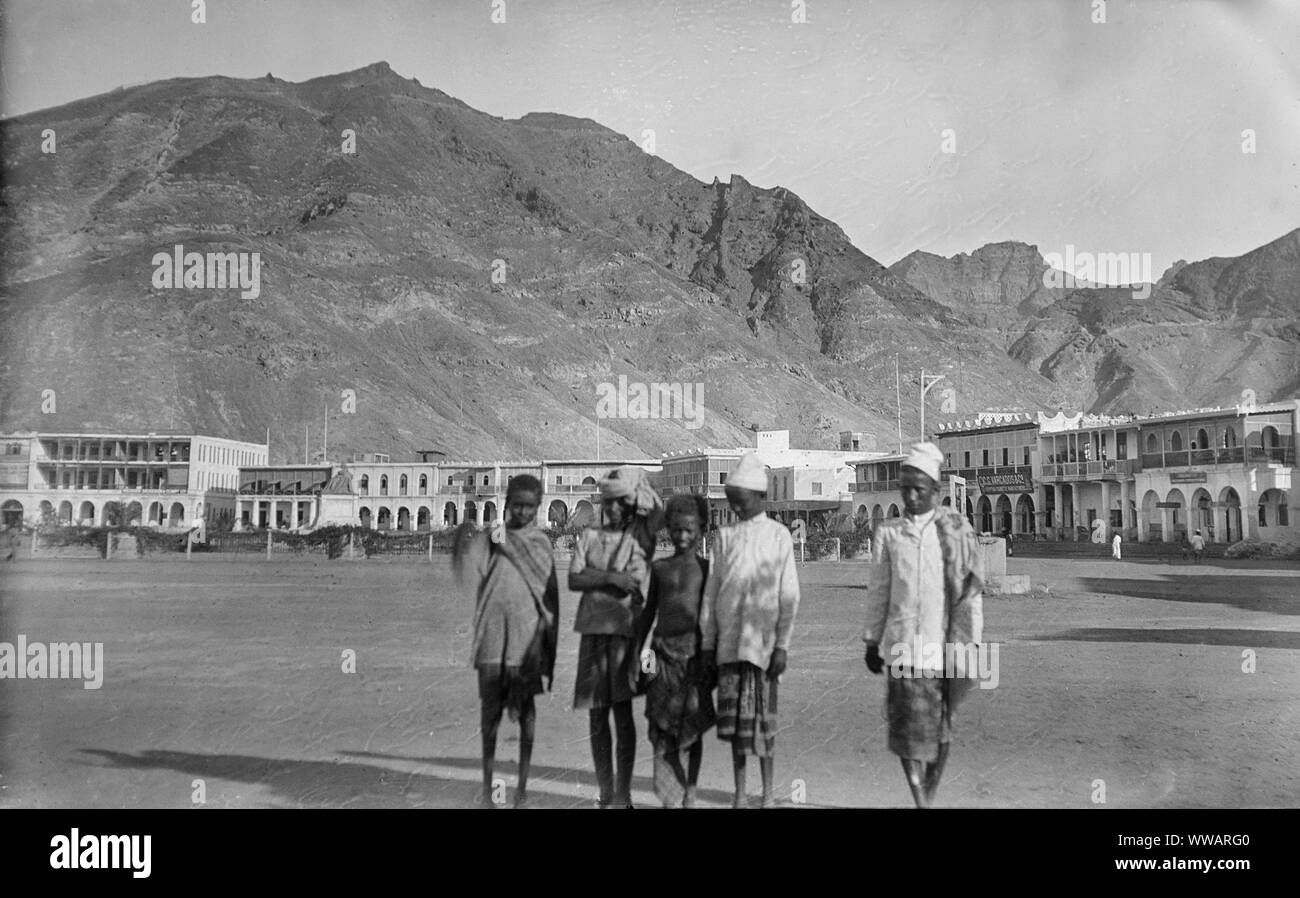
[920,369,946,442]
[895,354,903,454]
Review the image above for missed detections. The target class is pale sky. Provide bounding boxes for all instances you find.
[2,0,1296,278]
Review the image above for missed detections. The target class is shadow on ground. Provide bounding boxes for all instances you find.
[1076,576,1300,615]
[1029,627,1300,649]
[346,749,737,806]
[78,747,739,808]
[79,748,580,808]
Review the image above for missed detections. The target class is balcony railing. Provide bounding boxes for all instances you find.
[1248,447,1294,465]
[851,480,898,493]
[40,485,188,493]
[1139,447,1262,469]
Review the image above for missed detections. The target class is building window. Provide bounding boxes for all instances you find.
[1223,427,1237,448]
[1023,446,1031,465]
[399,474,408,496]
[556,475,563,485]
[1170,431,1183,451]
[419,474,428,496]
[963,451,970,467]
[380,475,388,496]
[360,475,369,495]
[1002,448,1009,466]
[1146,433,1158,452]
[981,449,989,466]
[719,473,727,484]
[1281,497,1290,526]
[1258,502,1267,527]
[811,481,822,496]
[447,476,454,485]
[483,475,490,486]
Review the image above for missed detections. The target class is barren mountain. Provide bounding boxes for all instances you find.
[890,231,1300,415]
[0,63,1294,461]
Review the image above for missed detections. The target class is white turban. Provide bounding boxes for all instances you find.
[727,452,769,492]
[902,442,944,482]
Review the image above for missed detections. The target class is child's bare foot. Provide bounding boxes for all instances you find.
[513,788,529,808]
[732,791,748,809]
[760,791,777,809]
[682,787,697,809]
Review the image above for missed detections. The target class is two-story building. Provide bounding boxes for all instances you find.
[657,430,883,529]
[1037,401,1297,544]
[931,413,1042,535]
[0,431,267,530]
[233,456,660,532]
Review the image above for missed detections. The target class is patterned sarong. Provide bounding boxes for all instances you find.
[573,634,638,710]
[715,662,777,757]
[645,632,717,746]
[885,672,952,763]
[646,632,717,805]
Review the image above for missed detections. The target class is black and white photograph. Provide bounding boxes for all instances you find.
[0,0,1295,867]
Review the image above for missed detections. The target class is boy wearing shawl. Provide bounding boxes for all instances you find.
[455,474,559,809]
[569,466,663,808]
[863,442,984,808]
[699,452,800,809]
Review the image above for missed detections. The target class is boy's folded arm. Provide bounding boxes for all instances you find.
[568,568,622,592]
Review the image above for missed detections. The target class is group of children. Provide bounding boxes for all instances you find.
[455,453,801,809]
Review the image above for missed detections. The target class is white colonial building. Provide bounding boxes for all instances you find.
[658,430,885,529]
[232,457,662,532]
[0,431,268,530]
[1036,401,1296,545]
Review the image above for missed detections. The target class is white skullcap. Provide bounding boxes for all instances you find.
[902,442,944,482]
[727,452,769,492]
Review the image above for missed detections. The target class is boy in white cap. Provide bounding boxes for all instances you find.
[862,442,983,808]
[699,452,800,808]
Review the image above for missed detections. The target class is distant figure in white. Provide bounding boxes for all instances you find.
[1111,532,1122,560]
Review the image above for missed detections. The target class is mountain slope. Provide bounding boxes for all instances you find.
[0,63,1293,461]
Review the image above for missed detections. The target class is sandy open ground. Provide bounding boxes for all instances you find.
[1,553,1297,808]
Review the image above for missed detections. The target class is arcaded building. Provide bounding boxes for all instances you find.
[1037,401,1296,544]
[231,457,661,532]
[0,431,268,530]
